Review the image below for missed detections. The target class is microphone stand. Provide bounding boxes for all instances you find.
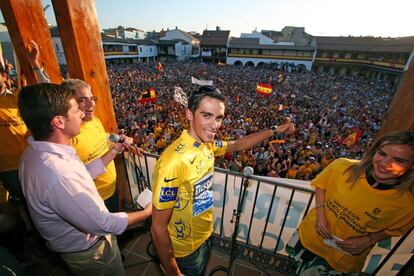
[209,174,250,276]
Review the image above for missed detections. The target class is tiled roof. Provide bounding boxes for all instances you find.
[229,37,260,45]
[261,30,282,41]
[175,29,198,41]
[101,34,139,44]
[158,39,189,45]
[200,30,230,46]
[315,36,414,53]
[228,37,315,50]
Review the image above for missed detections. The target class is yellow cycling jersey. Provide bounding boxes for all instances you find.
[0,90,28,172]
[72,117,117,200]
[152,130,227,257]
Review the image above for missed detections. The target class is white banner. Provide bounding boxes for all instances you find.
[212,172,313,253]
[191,76,213,86]
[173,86,188,107]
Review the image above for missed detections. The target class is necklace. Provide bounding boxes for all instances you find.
[366,171,401,190]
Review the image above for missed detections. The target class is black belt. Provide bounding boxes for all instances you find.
[89,236,105,249]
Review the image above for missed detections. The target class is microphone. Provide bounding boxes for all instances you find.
[108,133,144,156]
[243,166,254,177]
[231,166,254,224]
[108,133,124,144]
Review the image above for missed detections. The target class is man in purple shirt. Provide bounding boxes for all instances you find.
[18,83,151,275]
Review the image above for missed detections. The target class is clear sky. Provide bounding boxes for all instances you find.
[1,0,413,38]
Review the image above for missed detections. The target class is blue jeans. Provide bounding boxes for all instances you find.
[176,237,212,276]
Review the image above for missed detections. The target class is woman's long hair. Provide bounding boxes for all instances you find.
[345,131,414,195]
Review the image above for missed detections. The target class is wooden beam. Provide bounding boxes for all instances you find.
[114,154,134,210]
[50,0,131,208]
[377,58,414,138]
[51,0,117,133]
[0,0,62,84]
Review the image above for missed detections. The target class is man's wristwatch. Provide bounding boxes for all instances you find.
[271,125,278,135]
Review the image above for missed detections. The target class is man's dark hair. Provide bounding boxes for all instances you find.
[18,83,73,141]
[187,85,226,112]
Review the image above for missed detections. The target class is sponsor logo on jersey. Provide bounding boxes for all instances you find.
[164,177,178,183]
[175,143,185,153]
[192,173,214,216]
[190,155,197,164]
[174,191,189,211]
[214,140,223,148]
[173,219,191,239]
[364,208,382,221]
[159,187,178,202]
[195,159,206,174]
[193,141,201,148]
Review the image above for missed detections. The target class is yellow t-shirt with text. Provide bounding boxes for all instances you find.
[299,158,414,272]
[0,91,28,172]
[72,117,116,200]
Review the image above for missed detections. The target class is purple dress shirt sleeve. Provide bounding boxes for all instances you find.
[85,157,107,180]
[47,171,128,236]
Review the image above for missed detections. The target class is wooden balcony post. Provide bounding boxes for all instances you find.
[51,0,132,208]
[51,0,117,133]
[377,58,414,138]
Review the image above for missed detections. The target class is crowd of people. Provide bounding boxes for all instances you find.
[1,49,413,276]
[107,61,395,180]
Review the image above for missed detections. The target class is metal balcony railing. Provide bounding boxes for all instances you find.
[121,151,413,275]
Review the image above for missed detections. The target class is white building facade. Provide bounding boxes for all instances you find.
[159,28,200,60]
[227,27,316,70]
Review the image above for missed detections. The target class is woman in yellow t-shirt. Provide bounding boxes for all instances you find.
[286,164,299,179]
[286,131,414,275]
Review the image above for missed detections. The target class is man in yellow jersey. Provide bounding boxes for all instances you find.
[0,40,49,205]
[61,79,134,212]
[151,85,296,275]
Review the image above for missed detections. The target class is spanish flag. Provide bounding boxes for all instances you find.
[256,83,272,96]
[138,88,157,103]
[342,129,363,148]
